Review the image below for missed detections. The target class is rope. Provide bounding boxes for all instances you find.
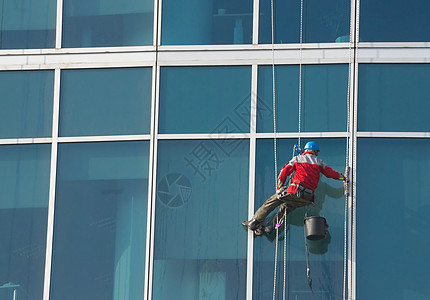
[270,0,279,299]
[298,0,304,147]
[271,0,277,181]
[283,210,287,300]
[343,2,355,298]
[272,0,305,297]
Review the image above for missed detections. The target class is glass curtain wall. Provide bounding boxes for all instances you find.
[357,139,430,299]
[253,138,347,299]
[259,0,350,44]
[257,65,348,133]
[0,70,54,139]
[153,65,252,299]
[0,0,56,49]
[1,1,430,300]
[59,67,153,137]
[356,63,430,299]
[0,144,51,300]
[360,0,430,42]
[161,0,253,45]
[50,141,150,300]
[153,139,249,300]
[62,0,154,47]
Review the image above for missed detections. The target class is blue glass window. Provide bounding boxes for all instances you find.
[253,138,347,299]
[159,66,252,134]
[357,139,430,299]
[0,0,56,49]
[0,144,51,300]
[259,0,350,44]
[358,64,430,132]
[0,70,54,139]
[59,68,152,137]
[62,0,153,47]
[257,65,348,133]
[153,139,249,299]
[360,0,430,42]
[50,141,150,300]
[162,0,253,45]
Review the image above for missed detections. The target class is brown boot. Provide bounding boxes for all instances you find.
[242,218,261,231]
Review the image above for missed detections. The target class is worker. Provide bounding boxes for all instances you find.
[242,141,348,235]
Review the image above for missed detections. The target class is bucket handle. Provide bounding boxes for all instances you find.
[304,203,317,219]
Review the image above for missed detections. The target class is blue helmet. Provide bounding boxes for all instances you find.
[304,141,320,152]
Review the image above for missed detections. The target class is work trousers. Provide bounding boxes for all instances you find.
[253,191,313,226]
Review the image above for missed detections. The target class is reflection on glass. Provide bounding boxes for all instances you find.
[0,144,51,300]
[50,141,149,300]
[259,0,350,44]
[0,0,56,49]
[0,70,54,139]
[360,0,430,42]
[153,139,249,299]
[62,0,153,47]
[257,65,348,133]
[357,139,430,299]
[162,0,253,45]
[159,66,251,134]
[358,64,430,132]
[253,138,346,299]
[59,68,152,137]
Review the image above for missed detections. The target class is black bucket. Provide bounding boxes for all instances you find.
[304,216,328,240]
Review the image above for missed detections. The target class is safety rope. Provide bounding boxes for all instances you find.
[343,1,357,297]
[272,0,305,298]
[283,209,287,300]
[270,0,279,298]
[298,0,304,148]
[271,0,352,297]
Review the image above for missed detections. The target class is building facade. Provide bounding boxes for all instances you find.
[0,0,429,299]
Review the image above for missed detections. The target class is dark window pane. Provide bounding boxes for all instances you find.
[358,64,430,132]
[159,66,251,134]
[162,0,253,45]
[0,144,51,300]
[50,141,150,300]
[357,139,430,299]
[360,0,430,42]
[259,0,350,44]
[257,65,348,133]
[0,0,56,49]
[153,139,249,299]
[0,70,54,139]
[253,138,347,299]
[59,68,152,137]
[62,0,153,47]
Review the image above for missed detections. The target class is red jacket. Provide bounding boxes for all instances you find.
[278,151,343,196]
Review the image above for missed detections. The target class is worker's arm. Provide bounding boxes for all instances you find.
[321,163,344,181]
[277,159,296,189]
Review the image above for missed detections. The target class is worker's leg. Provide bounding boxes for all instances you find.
[253,193,284,222]
[263,193,313,234]
[242,193,282,231]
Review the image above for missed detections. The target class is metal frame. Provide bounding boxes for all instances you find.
[0,0,429,299]
[245,64,258,300]
[43,68,61,300]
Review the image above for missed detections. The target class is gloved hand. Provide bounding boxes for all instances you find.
[276,185,285,196]
[342,173,350,183]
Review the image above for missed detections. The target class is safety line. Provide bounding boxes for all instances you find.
[270,0,278,297]
[343,1,355,298]
[270,0,279,298]
[298,0,304,148]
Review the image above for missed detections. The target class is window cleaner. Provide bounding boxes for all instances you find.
[242,141,349,235]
